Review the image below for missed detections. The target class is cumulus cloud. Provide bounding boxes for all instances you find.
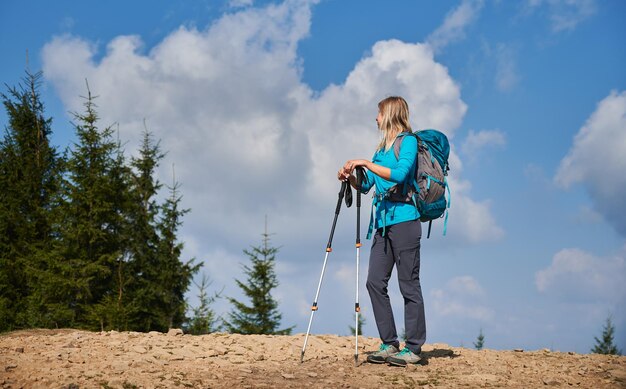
[297,39,468,199]
[427,0,485,53]
[524,0,597,32]
[41,0,504,330]
[536,247,626,304]
[43,0,316,243]
[554,90,626,236]
[431,276,495,321]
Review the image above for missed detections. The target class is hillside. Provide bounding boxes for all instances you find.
[1,329,624,388]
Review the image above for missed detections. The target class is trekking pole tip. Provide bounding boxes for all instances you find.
[300,351,305,363]
[354,354,358,366]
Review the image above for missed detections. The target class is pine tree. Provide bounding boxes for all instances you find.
[86,132,136,331]
[591,316,622,355]
[186,274,221,335]
[349,312,366,336]
[224,222,293,335]
[0,70,64,330]
[154,172,200,330]
[54,84,133,329]
[125,128,166,331]
[474,328,485,350]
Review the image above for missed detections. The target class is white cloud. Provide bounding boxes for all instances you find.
[431,276,495,321]
[41,0,505,332]
[298,39,469,200]
[427,0,485,53]
[461,129,506,157]
[442,171,505,243]
[536,247,626,304]
[554,90,626,236]
[524,0,597,32]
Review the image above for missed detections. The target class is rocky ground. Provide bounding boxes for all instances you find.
[1,329,625,388]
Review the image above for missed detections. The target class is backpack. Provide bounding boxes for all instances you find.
[388,129,451,238]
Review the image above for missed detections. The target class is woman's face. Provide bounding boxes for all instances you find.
[376,110,383,129]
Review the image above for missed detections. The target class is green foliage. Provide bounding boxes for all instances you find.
[474,328,485,350]
[591,316,622,355]
[349,312,366,336]
[224,226,293,335]
[0,70,64,330]
[53,84,133,329]
[186,274,222,335]
[153,177,200,329]
[124,129,166,331]
[0,70,200,333]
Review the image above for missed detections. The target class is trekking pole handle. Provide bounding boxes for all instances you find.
[355,168,364,209]
[336,181,347,214]
[326,181,347,250]
[355,167,364,245]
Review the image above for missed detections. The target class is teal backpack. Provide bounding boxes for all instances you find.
[389,129,451,238]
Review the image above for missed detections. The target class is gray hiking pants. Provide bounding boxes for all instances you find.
[366,220,425,355]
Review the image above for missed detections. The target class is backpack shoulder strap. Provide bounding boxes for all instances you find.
[392,131,416,160]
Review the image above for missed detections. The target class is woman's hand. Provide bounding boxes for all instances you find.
[338,159,368,181]
[342,159,391,181]
[343,159,370,174]
[337,168,352,181]
[338,159,369,183]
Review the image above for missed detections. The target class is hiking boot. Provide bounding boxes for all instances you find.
[366,343,400,364]
[386,347,421,366]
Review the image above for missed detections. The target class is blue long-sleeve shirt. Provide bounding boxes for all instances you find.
[360,133,419,237]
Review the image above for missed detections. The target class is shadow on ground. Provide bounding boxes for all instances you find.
[419,348,459,365]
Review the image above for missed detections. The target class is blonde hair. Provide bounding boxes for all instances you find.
[377,96,412,152]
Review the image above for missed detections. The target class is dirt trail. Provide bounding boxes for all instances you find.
[1,329,625,388]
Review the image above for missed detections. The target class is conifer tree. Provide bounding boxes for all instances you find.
[474,328,485,350]
[125,129,166,331]
[154,173,200,330]
[186,274,221,335]
[55,84,133,329]
[86,132,135,331]
[591,316,622,355]
[224,222,293,335]
[0,70,64,330]
[349,313,366,336]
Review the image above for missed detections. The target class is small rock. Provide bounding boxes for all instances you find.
[514,349,524,353]
[281,373,296,380]
[167,328,184,336]
[307,372,318,377]
[15,347,24,353]
[5,364,17,372]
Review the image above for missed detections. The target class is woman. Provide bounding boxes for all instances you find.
[338,96,424,367]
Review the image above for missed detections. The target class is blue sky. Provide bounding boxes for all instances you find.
[1,0,625,353]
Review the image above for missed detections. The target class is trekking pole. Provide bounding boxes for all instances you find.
[354,167,364,366]
[301,180,350,363]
